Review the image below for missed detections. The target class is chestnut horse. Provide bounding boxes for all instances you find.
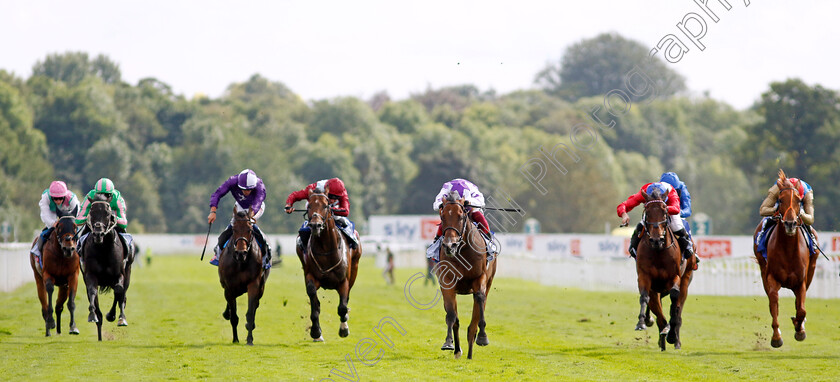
[296,189,361,341]
[80,201,134,341]
[753,170,817,348]
[218,209,269,345]
[436,193,497,359]
[634,188,695,351]
[30,216,81,336]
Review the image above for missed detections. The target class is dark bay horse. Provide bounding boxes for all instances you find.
[30,216,81,336]
[436,193,497,359]
[753,170,816,348]
[634,188,695,351]
[218,209,269,345]
[81,201,134,341]
[296,189,361,341]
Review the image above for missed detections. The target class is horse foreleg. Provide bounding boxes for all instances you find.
[764,275,783,348]
[107,275,125,323]
[225,290,239,343]
[67,275,79,334]
[792,283,807,342]
[666,284,682,348]
[337,279,350,338]
[636,290,650,331]
[468,290,488,360]
[86,281,99,324]
[306,277,323,341]
[119,262,132,327]
[245,281,262,346]
[55,286,69,335]
[44,277,57,336]
[32,264,50,337]
[648,292,668,351]
[94,294,103,341]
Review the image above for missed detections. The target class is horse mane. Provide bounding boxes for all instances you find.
[777,168,791,188]
[236,210,247,218]
[445,191,460,203]
[94,193,110,202]
[650,186,664,201]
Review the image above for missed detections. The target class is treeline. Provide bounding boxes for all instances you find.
[2,33,839,238]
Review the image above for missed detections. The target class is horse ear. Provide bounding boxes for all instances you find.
[778,168,786,181]
[308,188,314,197]
[642,189,650,201]
[324,185,330,195]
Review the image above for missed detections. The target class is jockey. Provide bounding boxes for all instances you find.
[75,178,133,255]
[658,171,699,266]
[208,169,271,266]
[285,178,358,253]
[31,181,81,261]
[617,181,694,261]
[756,172,816,251]
[425,178,496,260]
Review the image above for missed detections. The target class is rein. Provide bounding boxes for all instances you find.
[307,193,345,274]
[778,186,802,226]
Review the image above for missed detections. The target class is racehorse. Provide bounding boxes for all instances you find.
[80,200,134,341]
[30,216,81,336]
[296,189,361,341]
[634,188,695,351]
[753,169,817,348]
[436,193,497,359]
[218,209,269,345]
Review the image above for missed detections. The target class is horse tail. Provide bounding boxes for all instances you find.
[98,285,113,294]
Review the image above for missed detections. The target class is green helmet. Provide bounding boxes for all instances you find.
[94,178,115,194]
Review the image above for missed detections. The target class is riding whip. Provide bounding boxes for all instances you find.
[200,222,212,261]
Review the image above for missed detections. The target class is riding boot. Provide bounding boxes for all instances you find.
[628,222,642,258]
[252,224,271,263]
[675,228,693,260]
[211,225,233,265]
[426,235,442,261]
[298,225,311,254]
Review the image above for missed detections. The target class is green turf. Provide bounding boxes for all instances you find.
[1,255,839,381]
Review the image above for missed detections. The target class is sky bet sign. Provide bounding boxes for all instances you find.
[369,215,440,242]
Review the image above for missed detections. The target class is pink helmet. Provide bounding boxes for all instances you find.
[49,181,70,198]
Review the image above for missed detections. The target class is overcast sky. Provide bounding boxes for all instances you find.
[3,0,836,110]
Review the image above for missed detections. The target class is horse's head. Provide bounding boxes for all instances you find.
[88,201,115,244]
[776,169,801,236]
[642,188,669,251]
[55,216,77,257]
[439,192,467,256]
[307,189,332,238]
[231,209,254,262]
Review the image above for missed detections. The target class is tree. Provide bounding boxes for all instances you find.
[32,52,122,85]
[739,79,840,229]
[535,33,686,101]
[0,79,53,237]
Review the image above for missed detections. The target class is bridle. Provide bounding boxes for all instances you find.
[232,213,254,254]
[777,185,802,226]
[306,192,346,274]
[642,199,676,250]
[87,201,117,237]
[441,201,470,250]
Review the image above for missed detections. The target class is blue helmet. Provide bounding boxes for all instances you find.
[659,172,682,189]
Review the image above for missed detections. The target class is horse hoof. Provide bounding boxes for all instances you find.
[674,343,681,350]
[106,312,116,322]
[246,341,254,346]
[659,333,667,351]
[441,342,454,351]
[454,351,462,359]
[48,320,56,330]
[87,313,98,323]
[476,334,489,346]
[118,318,128,326]
[795,331,806,342]
[667,330,677,344]
[45,332,51,337]
[645,318,654,327]
[771,338,783,348]
[635,323,646,331]
[339,328,349,338]
[223,310,230,320]
[69,327,79,335]
[313,336,324,342]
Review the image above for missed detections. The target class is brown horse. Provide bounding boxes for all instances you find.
[30,216,81,336]
[296,189,361,341]
[753,169,817,348]
[219,209,269,345]
[634,188,695,351]
[436,193,497,359]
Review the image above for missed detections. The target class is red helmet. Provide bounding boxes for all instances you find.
[326,178,346,196]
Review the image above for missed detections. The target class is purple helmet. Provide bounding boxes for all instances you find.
[237,169,258,190]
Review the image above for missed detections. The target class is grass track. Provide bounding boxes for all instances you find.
[1,254,839,381]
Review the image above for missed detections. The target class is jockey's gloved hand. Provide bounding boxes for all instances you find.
[284,205,294,214]
[332,208,347,214]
